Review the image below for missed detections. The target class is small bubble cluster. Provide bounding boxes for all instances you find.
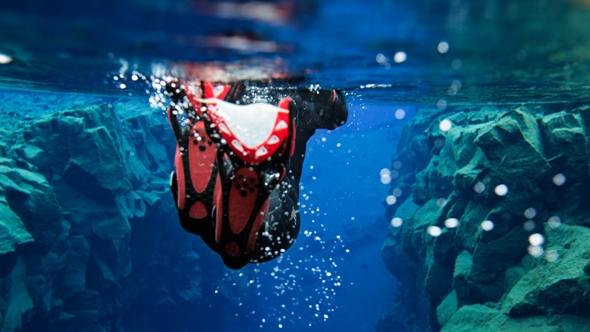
[380,168,392,185]
[375,52,407,68]
[379,163,401,186]
[213,225,349,330]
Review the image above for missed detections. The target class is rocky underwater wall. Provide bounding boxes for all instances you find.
[378,104,590,331]
[0,99,217,332]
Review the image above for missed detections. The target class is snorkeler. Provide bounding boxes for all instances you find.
[166,79,347,269]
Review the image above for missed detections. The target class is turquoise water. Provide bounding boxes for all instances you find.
[1,0,590,331]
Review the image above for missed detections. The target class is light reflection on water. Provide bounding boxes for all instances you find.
[1,0,590,105]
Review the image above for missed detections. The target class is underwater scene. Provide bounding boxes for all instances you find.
[1,0,590,331]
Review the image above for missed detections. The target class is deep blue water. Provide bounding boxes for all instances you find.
[2,0,590,331]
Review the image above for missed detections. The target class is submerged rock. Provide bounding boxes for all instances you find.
[62,125,131,202]
[0,164,61,254]
[502,224,590,317]
[1,257,34,332]
[380,104,590,331]
[0,101,203,332]
[0,203,33,255]
[441,304,590,332]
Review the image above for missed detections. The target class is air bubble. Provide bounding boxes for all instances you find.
[395,109,406,119]
[0,54,13,64]
[393,51,407,63]
[552,173,566,186]
[524,207,536,219]
[427,226,442,237]
[545,250,559,262]
[481,220,494,231]
[445,218,459,228]
[494,184,508,196]
[433,138,444,149]
[547,216,561,229]
[438,41,449,54]
[528,233,544,246]
[391,218,403,227]
[385,195,397,205]
[528,245,544,257]
[474,182,485,193]
[439,119,452,131]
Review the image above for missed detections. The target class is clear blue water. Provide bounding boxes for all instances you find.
[2,0,590,331]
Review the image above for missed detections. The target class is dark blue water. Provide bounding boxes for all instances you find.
[2,0,590,331]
